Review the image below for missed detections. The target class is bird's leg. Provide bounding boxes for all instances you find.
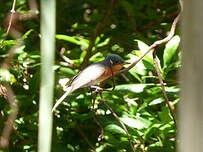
[89,86,102,110]
[90,85,112,92]
[89,86,95,109]
[110,67,115,91]
[97,89,103,99]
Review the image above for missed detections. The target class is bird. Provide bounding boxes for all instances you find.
[52,54,128,111]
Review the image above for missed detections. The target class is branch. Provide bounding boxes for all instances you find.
[115,0,182,76]
[153,54,176,124]
[0,39,22,149]
[5,0,38,36]
[0,0,39,148]
[6,0,16,35]
[0,85,18,148]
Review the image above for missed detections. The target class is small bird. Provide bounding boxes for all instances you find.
[52,54,128,111]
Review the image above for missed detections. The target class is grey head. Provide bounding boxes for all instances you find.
[103,54,127,67]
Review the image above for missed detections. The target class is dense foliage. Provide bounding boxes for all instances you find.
[0,0,180,151]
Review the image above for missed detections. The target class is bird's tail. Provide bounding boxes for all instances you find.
[52,86,73,112]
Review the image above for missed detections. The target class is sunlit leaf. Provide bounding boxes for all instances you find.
[158,107,172,123]
[127,53,147,76]
[96,37,110,48]
[105,124,126,135]
[115,84,154,93]
[144,124,161,138]
[149,98,164,106]
[120,117,151,129]
[22,29,33,40]
[0,69,16,84]
[1,40,16,47]
[135,40,153,59]
[56,34,89,49]
[163,35,180,68]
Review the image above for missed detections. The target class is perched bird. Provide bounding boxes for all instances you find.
[52,54,128,111]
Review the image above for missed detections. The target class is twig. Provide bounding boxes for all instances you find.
[0,85,18,148]
[59,48,74,67]
[115,0,182,76]
[1,39,23,69]
[153,54,176,124]
[0,39,22,148]
[90,92,104,142]
[90,86,112,92]
[5,0,38,36]
[101,100,135,152]
[0,0,39,147]
[6,0,16,35]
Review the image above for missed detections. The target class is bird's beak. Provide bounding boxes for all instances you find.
[123,61,130,64]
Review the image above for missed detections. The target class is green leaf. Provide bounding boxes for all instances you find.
[165,86,180,93]
[56,34,89,49]
[144,123,161,138]
[135,40,153,59]
[59,67,76,76]
[120,116,151,129]
[127,53,147,76]
[0,69,16,84]
[149,98,164,106]
[105,124,126,135]
[15,45,26,54]
[1,40,16,47]
[163,35,180,68]
[96,37,110,48]
[22,29,33,40]
[158,107,172,123]
[115,84,154,93]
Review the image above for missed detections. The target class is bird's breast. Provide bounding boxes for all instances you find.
[111,64,124,72]
[99,63,124,81]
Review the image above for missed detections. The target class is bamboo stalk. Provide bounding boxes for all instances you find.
[38,0,56,152]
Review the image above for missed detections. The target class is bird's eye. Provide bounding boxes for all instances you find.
[114,60,118,64]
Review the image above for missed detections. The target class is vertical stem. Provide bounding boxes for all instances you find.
[153,54,176,124]
[38,0,55,152]
[6,0,17,35]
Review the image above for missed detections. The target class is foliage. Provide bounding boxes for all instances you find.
[0,0,180,151]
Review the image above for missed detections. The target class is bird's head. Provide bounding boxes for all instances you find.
[104,54,128,67]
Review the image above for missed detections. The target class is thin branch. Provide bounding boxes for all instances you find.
[5,0,38,36]
[59,47,74,67]
[91,92,104,141]
[1,39,23,69]
[6,0,16,35]
[153,54,176,124]
[0,0,39,148]
[0,39,22,149]
[0,85,18,148]
[115,0,182,76]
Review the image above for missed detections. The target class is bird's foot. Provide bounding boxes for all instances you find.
[90,86,112,93]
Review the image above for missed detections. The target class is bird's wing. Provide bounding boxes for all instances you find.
[52,63,107,112]
[70,63,107,91]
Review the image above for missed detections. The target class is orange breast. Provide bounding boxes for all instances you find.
[111,64,124,72]
[97,64,124,82]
